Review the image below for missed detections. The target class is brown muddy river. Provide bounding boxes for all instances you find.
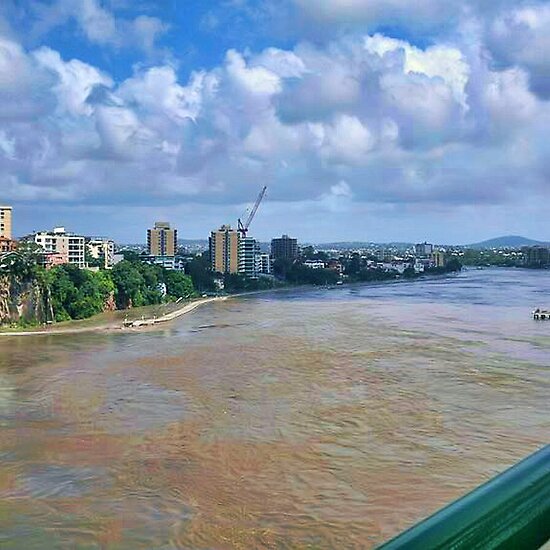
[0,268,548,548]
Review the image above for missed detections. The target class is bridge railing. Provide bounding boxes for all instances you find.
[377,444,550,549]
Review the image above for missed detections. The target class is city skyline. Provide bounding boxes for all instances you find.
[0,1,549,243]
[4,202,550,247]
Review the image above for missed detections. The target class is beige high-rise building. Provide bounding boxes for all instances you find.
[0,206,12,240]
[147,222,178,257]
[210,225,239,274]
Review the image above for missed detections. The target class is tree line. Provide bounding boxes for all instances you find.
[1,247,196,324]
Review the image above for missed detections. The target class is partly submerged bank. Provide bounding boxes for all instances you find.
[0,296,227,337]
[0,270,463,336]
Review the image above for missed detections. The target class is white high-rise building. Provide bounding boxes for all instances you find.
[31,227,86,268]
[238,236,261,278]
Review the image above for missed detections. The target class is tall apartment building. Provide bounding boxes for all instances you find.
[271,234,298,261]
[147,222,177,257]
[210,225,239,274]
[415,242,434,257]
[523,246,550,267]
[430,250,446,268]
[86,237,116,269]
[239,236,261,278]
[31,227,86,268]
[0,206,12,240]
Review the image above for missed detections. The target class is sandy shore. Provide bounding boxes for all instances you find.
[0,296,228,337]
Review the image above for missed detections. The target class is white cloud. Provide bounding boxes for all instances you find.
[292,0,454,27]
[34,47,113,116]
[30,0,167,52]
[320,114,375,163]
[118,66,206,122]
[225,49,282,96]
[365,35,469,109]
[0,130,16,159]
[76,0,116,44]
[252,48,307,78]
[0,14,548,239]
[488,4,550,98]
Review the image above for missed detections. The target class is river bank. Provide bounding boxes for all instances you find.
[0,270,463,336]
[0,295,227,337]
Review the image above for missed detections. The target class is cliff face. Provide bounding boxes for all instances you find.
[0,274,52,326]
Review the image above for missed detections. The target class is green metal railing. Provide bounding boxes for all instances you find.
[378,444,550,549]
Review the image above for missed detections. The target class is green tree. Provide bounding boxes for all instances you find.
[111,260,146,308]
[445,257,463,272]
[164,270,195,299]
[184,252,216,293]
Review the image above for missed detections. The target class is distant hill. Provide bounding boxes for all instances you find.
[467,235,548,249]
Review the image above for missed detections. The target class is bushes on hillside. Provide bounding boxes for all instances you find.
[44,259,196,321]
[46,264,116,321]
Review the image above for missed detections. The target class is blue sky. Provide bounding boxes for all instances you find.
[0,0,549,243]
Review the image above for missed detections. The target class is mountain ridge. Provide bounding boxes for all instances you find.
[466,235,548,249]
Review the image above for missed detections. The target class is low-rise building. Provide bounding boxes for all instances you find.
[41,252,67,269]
[414,259,426,273]
[86,237,115,269]
[0,237,16,254]
[142,255,185,270]
[327,259,343,275]
[303,260,326,269]
[259,253,273,275]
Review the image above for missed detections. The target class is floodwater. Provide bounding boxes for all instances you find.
[0,268,548,549]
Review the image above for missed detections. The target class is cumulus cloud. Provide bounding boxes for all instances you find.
[0,3,548,241]
[287,0,526,38]
[30,0,167,52]
[34,47,113,116]
[291,0,458,32]
[487,4,550,98]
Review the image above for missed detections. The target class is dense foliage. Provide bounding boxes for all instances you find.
[1,249,197,324]
[46,264,115,321]
[273,258,340,285]
[45,259,196,321]
[222,273,279,293]
[183,252,217,293]
[460,249,522,267]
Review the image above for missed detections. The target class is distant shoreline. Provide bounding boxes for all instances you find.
[0,270,467,337]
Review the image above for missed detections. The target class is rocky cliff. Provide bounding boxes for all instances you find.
[0,274,53,326]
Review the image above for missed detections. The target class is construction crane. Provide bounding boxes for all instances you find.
[238,186,267,239]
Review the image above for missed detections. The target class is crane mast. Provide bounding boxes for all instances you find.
[238,186,267,238]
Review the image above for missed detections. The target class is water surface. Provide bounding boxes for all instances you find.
[1,268,548,548]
